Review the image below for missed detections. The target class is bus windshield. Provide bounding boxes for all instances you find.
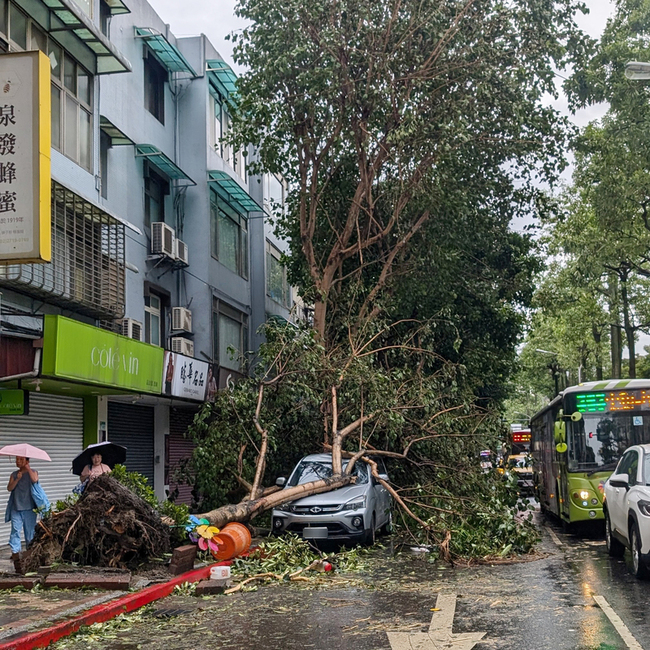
[568,413,650,471]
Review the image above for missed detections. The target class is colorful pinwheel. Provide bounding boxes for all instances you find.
[186,516,223,555]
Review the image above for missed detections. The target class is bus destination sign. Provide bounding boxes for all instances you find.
[575,390,650,413]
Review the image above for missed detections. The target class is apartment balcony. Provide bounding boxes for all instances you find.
[0,181,126,320]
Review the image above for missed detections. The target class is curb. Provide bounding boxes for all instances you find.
[0,561,230,650]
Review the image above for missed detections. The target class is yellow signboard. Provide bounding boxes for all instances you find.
[0,51,51,264]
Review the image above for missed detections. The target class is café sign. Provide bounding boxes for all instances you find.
[42,315,164,393]
[0,51,51,264]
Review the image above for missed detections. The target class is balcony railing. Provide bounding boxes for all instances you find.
[0,181,125,320]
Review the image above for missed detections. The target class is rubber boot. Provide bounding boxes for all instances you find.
[11,552,23,575]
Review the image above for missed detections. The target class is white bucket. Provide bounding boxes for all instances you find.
[210,565,231,580]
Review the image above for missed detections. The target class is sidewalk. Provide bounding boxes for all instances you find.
[0,543,220,649]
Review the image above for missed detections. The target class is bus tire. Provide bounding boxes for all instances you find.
[605,511,625,558]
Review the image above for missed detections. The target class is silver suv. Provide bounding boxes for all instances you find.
[271,453,392,544]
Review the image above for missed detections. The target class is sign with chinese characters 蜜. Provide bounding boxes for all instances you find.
[0,389,28,415]
[163,352,210,401]
[0,51,51,264]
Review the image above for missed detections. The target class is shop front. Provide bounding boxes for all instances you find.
[0,315,164,542]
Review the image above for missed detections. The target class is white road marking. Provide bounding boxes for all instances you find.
[593,595,645,650]
[386,594,485,650]
[547,526,563,547]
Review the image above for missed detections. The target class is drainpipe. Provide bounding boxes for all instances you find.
[0,348,42,382]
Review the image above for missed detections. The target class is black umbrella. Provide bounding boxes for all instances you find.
[72,442,127,476]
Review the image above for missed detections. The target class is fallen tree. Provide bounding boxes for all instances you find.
[191,321,537,559]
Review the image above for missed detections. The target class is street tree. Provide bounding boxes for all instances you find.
[187,0,591,556]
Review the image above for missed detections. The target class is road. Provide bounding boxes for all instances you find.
[51,512,650,650]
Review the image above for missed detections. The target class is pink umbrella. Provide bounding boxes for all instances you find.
[0,444,51,461]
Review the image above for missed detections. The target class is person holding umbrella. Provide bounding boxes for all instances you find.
[0,444,52,569]
[79,452,111,483]
[72,442,127,494]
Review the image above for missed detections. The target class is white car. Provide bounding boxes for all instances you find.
[604,443,650,578]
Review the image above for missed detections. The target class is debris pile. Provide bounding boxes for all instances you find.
[26,474,170,571]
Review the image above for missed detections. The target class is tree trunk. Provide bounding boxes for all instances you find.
[313,299,328,341]
[592,324,603,381]
[621,278,636,378]
[199,474,353,529]
[608,274,622,379]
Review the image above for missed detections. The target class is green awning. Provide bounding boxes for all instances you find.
[42,0,131,73]
[135,27,197,76]
[206,58,238,102]
[136,145,195,185]
[208,170,262,214]
[100,116,134,146]
[104,0,130,15]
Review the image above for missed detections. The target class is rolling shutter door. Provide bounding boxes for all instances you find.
[0,393,83,544]
[167,408,196,505]
[107,403,154,484]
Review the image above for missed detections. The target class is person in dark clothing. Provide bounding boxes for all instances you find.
[6,456,38,560]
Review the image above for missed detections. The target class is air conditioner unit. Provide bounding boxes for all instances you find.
[171,337,194,357]
[172,307,192,333]
[151,222,175,257]
[174,238,189,265]
[116,318,143,341]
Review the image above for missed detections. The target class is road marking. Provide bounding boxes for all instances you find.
[593,595,644,650]
[386,594,486,650]
[547,526,563,547]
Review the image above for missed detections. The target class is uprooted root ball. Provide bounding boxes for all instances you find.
[25,474,170,571]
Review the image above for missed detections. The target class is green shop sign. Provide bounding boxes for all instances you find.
[42,315,164,394]
[0,390,28,415]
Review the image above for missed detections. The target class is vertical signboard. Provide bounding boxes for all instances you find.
[0,51,51,264]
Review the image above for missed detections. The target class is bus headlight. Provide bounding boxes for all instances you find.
[579,490,590,500]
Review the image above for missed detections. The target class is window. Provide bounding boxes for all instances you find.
[144,52,166,123]
[212,301,248,371]
[210,88,245,179]
[266,242,290,307]
[210,192,248,278]
[100,131,110,199]
[100,1,111,36]
[0,2,93,170]
[144,166,169,227]
[264,174,285,215]
[145,294,163,346]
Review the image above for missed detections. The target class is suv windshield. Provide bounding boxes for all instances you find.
[287,459,369,487]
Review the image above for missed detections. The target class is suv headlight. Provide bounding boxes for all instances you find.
[343,497,366,511]
[638,500,650,517]
[276,504,293,513]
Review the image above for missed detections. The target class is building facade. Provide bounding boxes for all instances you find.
[0,0,294,538]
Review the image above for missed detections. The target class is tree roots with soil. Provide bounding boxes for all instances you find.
[26,474,170,571]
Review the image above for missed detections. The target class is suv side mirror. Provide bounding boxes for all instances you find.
[275,477,286,487]
[609,474,629,489]
[377,473,389,482]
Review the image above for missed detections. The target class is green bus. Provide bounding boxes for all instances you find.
[531,379,650,525]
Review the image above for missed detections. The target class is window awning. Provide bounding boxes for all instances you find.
[104,0,130,15]
[100,116,134,146]
[136,144,195,185]
[41,0,132,73]
[135,27,197,76]
[208,170,262,214]
[206,58,238,103]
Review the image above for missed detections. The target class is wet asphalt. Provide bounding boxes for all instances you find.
[51,510,650,650]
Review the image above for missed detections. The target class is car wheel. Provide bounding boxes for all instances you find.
[630,523,650,579]
[605,511,625,558]
[364,514,376,546]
